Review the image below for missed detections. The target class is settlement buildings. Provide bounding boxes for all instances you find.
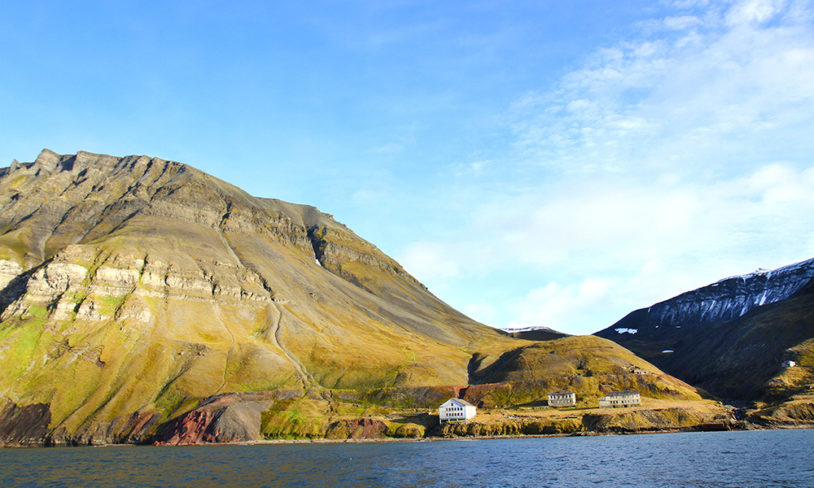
[439,398,477,422]
[547,390,576,407]
[599,390,641,408]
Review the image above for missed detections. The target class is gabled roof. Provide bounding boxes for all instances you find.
[548,390,574,395]
[441,398,475,407]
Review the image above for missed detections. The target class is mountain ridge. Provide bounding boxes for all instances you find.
[595,257,814,410]
[0,149,515,441]
[0,149,723,445]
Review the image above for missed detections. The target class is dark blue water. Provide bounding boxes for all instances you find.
[1,430,813,487]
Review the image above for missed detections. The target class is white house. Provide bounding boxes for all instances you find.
[783,360,797,367]
[439,398,476,423]
[547,390,576,407]
[599,390,641,408]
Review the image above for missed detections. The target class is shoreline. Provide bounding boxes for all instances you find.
[8,422,814,449]
[4,415,814,449]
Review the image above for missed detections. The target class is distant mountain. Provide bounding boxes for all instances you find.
[503,325,569,341]
[0,150,709,445]
[595,259,814,407]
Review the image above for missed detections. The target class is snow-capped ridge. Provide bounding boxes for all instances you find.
[613,257,814,331]
[714,259,814,285]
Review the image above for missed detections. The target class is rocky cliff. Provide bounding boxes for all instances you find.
[0,149,710,446]
[0,149,526,445]
[613,259,814,331]
[595,259,814,405]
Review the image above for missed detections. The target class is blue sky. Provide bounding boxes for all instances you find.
[2,0,813,335]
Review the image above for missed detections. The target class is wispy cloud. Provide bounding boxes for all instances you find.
[510,0,814,176]
[399,241,461,283]
[399,0,814,334]
[507,278,615,332]
[476,162,814,331]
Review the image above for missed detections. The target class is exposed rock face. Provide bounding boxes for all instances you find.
[152,390,396,445]
[0,259,23,291]
[595,259,814,403]
[154,393,285,445]
[0,401,51,447]
[438,418,582,437]
[750,401,814,426]
[605,259,814,334]
[0,149,521,446]
[324,418,389,439]
[0,149,711,446]
[580,408,729,433]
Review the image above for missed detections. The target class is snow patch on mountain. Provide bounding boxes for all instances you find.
[636,258,814,329]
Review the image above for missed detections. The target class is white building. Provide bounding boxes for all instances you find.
[599,390,641,408]
[783,360,797,367]
[547,390,576,407]
[439,398,476,423]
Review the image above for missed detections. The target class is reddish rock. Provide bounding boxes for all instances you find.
[463,383,512,408]
[325,418,388,439]
[153,393,276,445]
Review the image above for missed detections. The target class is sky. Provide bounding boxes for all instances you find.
[1,0,813,335]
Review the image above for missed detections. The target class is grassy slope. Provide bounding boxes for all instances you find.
[250,392,725,440]
[599,288,814,403]
[0,150,711,442]
[0,151,517,438]
[467,335,701,407]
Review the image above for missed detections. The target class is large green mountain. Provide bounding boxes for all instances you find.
[0,150,707,445]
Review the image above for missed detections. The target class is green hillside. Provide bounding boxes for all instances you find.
[0,150,712,445]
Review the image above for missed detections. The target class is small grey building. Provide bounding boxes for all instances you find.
[547,390,576,407]
[599,390,641,408]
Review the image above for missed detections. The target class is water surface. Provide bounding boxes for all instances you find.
[1,429,813,487]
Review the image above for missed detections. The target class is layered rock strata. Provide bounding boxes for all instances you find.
[0,149,522,445]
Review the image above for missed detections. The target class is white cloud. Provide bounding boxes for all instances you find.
[507,278,614,332]
[669,0,713,8]
[460,303,498,325]
[414,160,814,334]
[398,241,460,283]
[405,0,814,335]
[726,0,787,25]
[510,0,814,175]
[663,15,703,30]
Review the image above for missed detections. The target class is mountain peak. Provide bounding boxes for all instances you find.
[0,148,718,445]
[33,148,60,171]
[595,256,814,402]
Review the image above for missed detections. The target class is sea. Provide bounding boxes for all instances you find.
[1,429,813,487]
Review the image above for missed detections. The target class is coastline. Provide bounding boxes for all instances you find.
[23,422,800,448]
[4,396,814,449]
[5,422,814,449]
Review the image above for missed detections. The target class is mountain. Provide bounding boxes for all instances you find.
[503,325,569,341]
[0,150,711,445]
[595,259,814,411]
